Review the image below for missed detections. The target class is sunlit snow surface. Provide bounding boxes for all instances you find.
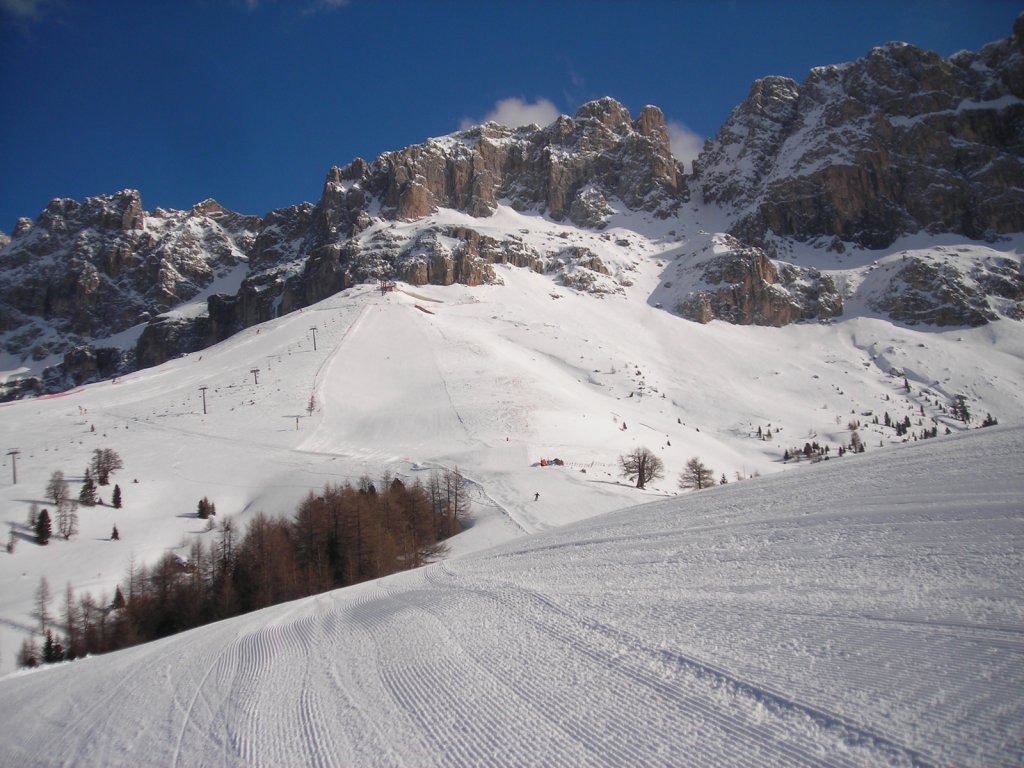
[0,426,1021,766]
[0,203,1022,765]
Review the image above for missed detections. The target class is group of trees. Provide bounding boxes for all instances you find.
[32,449,123,546]
[619,447,718,492]
[783,441,831,463]
[20,468,467,667]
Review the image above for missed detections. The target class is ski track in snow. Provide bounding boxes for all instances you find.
[0,220,1022,765]
[0,427,1020,766]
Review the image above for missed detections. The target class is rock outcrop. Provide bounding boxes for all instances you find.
[0,190,259,360]
[4,19,1024,397]
[673,236,842,325]
[198,98,687,335]
[362,99,687,228]
[696,15,1024,249]
[865,249,1024,326]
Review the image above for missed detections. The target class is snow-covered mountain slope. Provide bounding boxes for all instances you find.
[0,17,1021,765]
[0,193,257,387]
[0,212,1022,670]
[3,17,1023,394]
[0,424,1020,767]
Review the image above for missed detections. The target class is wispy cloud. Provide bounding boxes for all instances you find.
[666,120,705,172]
[244,0,349,14]
[0,0,59,20]
[300,0,350,15]
[460,97,561,131]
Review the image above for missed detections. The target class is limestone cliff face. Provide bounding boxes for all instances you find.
[864,250,1024,326]
[696,15,1024,249]
[0,190,259,376]
[199,98,688,340]
[672,235,843,326]
[4,20,1024,396]
[361,99,686,227]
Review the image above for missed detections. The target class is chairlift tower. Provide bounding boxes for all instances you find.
[6,449,19,484]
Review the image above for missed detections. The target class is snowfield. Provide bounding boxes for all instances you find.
[0,425,1021,767]
[0,201,1022,765]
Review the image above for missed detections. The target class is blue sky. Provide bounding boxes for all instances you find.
[0,0,1018,231]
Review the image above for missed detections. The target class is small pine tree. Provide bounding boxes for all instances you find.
[79,468,97,507]
[112,484,122,509]
[197,497,216,519]
[112,586,126,610]
[720,473,728,485]
[850,430,863,452]
[42,630,64,664]
[111,524,120,541]
[17,638,38,668]
[36,509,52,545]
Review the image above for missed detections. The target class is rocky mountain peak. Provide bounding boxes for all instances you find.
[0,190,259,385]
[743,76,801,121]
[697,19,1024,250]
[305,97,687,238]
[573,96,634,131]
[3,19,1024,398]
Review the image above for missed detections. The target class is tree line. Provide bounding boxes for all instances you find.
[19,468,468,667]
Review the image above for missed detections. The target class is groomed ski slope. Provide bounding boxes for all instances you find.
[0,425,1021,767]
[2,204,1023,666]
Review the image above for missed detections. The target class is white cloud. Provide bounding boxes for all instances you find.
[666,120,706,172]
[460,98,561,131]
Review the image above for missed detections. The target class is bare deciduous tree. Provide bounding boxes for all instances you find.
[46,471,68,506]
[619,447,665,490]
[678,457,715,491]
[34,576,52,634]
[91,448,124,486]
[57,497,79,540]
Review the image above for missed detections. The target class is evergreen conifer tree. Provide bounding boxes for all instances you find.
[79,468,97,507]
[112,484,122,509]
[42,630,64,664]
[111,524,120,541]
[36,509,51,545]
